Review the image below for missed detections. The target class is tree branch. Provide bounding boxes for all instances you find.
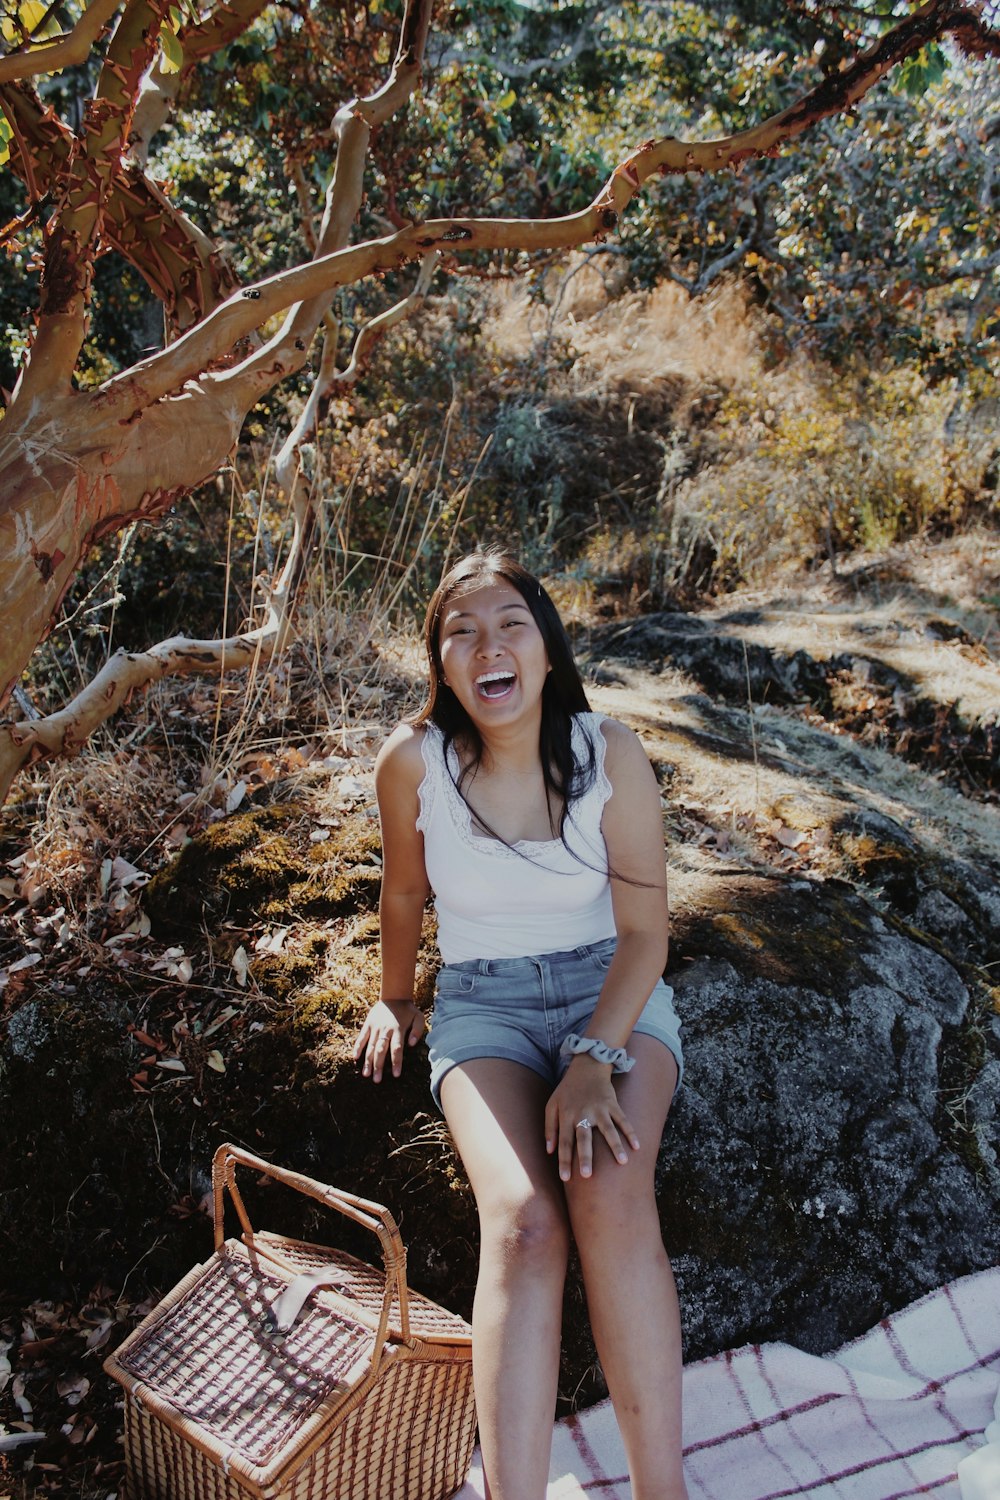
[940,248,1000,282]
[177,0,274,64]
[432,3,607,79]
[107,169,243,333]
[0,78,76,204]
[0,391,331,797]
[273,251,439,495]
[128,0,273,168]
[226,0,434,405]
[0,0,122,85]
[2,80,241,333]
[669,192,770,297]
[11,0,174,405]
[91,0,989,419]
[0,629,272,805]
[89,0,173,167]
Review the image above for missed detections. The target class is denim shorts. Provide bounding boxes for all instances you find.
[427,935,683,1110]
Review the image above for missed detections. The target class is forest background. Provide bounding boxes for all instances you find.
[1,0,998,1495]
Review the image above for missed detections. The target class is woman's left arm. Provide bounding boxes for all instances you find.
[544,719,669,1180]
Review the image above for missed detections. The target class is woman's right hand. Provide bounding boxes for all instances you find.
[352,1000,426,1082]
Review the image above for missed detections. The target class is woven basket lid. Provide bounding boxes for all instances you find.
[114,1249,376,1468]
[255,1233,471,1342]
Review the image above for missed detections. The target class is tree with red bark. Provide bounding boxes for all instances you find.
[0,0,996,804]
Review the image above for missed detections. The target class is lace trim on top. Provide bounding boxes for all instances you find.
[416,715,611,860]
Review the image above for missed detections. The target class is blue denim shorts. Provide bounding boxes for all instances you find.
[427,936,683,1109]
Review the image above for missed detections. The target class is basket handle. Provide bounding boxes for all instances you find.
[211,1142,412,1346]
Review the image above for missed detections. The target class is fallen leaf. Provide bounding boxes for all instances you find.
[337,775,369,799]
[225,780,248,814]
[0,1430,45,1452]
[231,946,249,987]
[84,1318,115,1352]
[151,947,194,981]
[206,1050,225,1073]
[203,1006,237,1037]
[5,952,42,975]
[319,754,351,771]
[255,926,289,955]
[56,1374,90,1406]
[110,856,148,889]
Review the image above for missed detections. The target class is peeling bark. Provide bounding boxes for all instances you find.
[0,0,122,86]
[0,631,272,804]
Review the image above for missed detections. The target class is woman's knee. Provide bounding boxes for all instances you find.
[479,1188,570,1269]
[567,1166,663,1246]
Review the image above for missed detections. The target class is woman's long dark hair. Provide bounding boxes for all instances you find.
[411,550,597,845]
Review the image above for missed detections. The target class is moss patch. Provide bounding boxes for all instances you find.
[143,805,382,937]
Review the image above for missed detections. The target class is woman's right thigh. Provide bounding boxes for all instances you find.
[440,1058,569,1248]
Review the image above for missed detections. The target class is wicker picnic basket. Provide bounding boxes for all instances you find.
[104,1143,476,1500]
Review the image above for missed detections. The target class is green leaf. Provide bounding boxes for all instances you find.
[895,43,947,100]
[159,22,184,74]
[497,88,516,112]
[2,0,61,44]
[0,114,11,167]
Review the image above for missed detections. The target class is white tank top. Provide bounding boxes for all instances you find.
[416,713,617,964]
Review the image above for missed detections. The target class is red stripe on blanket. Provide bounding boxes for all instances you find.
[737,1427,981,1499]
[681,1342,1000,1459]
[566,1412,628,1499]
[682,1391,843,1455]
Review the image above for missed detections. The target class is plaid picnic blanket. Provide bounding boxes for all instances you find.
[454,1266,1000,1499]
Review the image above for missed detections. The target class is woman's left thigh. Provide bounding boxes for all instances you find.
[563,1033,678,1218]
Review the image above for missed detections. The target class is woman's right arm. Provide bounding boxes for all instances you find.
[352,724,431,1083]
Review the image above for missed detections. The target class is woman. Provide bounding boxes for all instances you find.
[354,550,687,1500]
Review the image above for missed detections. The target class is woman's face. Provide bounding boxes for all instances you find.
[437,580,550,730]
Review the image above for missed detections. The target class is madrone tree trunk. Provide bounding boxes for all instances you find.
[0,0,996,804]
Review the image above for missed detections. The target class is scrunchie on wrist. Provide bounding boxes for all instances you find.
[559,1033,635,1074]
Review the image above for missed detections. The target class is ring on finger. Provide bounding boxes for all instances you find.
[575,1117,593,1131]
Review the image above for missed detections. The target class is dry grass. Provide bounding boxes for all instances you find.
[479,258,997,597]
[586,664,1000,874]
[701,530,1000,722]
[485,262,763,397]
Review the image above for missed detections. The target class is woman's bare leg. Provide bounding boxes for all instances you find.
[440,1059,571,1500]
[563,1035,687,1500]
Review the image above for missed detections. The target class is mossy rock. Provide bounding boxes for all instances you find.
[143,804,382,938]
[832,808,1000,968]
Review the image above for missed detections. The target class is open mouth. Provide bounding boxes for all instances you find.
[475,670,516,701]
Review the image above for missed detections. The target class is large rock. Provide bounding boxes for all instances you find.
[660,875,996,1361]
[579,642,1000,1371]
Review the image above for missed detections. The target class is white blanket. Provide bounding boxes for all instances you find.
[455,1266,1000,1499]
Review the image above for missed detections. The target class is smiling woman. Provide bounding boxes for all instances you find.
[352,549,687,1500]
[440,588,549,713]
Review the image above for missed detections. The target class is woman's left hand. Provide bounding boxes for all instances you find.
[544,1056,640,1182]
